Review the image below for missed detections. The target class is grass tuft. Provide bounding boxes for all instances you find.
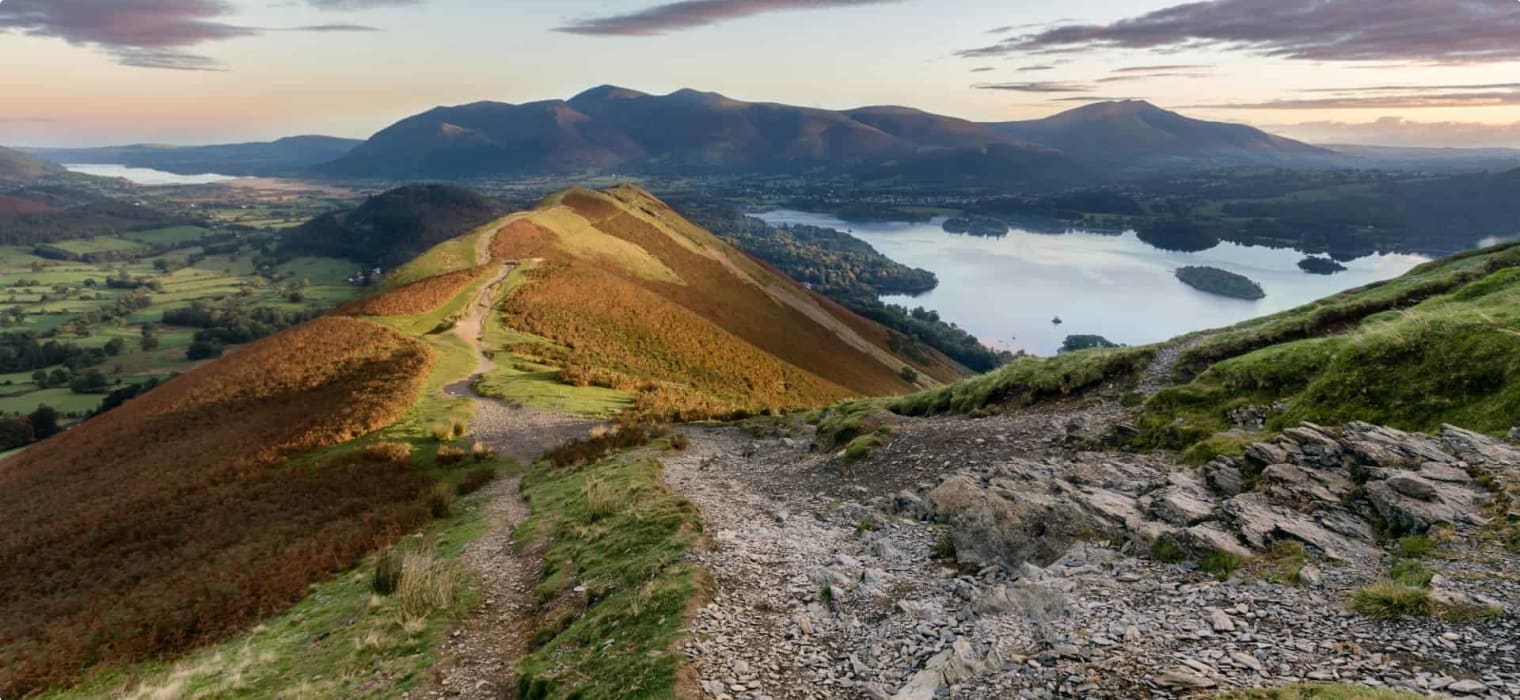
[1351,581,1435,619]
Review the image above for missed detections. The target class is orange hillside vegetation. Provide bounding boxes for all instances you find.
[337,264,490,317]
[487,185,960,419]
[0,316,435,696]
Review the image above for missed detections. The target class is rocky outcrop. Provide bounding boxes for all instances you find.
[907,421,1513,572]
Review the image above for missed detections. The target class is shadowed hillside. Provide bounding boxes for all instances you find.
[989,100,1341,171]
[0,146,66,183]
[283,184,510,266]
[314,86,1062,179]
[0,317,436,695]
[23,136,361,177]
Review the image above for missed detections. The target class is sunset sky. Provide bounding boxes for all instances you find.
[4,0,1520,147]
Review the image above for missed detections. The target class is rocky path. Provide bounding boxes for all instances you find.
[664,413,1520,699]
[424,234,601,697]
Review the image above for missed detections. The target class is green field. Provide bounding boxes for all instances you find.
[0,238,362,423]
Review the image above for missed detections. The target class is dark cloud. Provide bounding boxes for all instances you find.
[973,81,1093,93]
[1110,64,1210,73]
[970,66,995,73]
[1016,64,1055,72]
[0,0,384,70]
[960,0,1520,64]
[1097,70,1209,83]
[557,0,899,36]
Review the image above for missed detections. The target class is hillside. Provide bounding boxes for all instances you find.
[314,89,1348,181]
[989,100,1341,171]
[283,184,510,266]
[25,136,362,176]
[0,317,439,695]
[413,184,963,419]
[313,86,1064,179]
[0,146,66,183]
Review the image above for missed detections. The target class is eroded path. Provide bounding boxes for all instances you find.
[425,233,602,697]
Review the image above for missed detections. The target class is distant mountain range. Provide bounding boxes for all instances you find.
[987,100,1342,170]
[33,88,1520,184]
[0,146,66,183]
[314,87,1344,182]
[24,136,362,177]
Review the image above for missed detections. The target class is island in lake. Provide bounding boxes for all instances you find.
[1175,266,1266,301]
[1298,256,1348,275]
[943,215,1010,237]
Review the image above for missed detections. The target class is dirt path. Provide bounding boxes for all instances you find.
[427,232,603,697]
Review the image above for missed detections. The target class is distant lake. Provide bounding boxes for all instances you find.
[756,210,1429,356]
[63,163,243,186]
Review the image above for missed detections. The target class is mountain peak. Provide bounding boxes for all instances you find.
[569,85,649,106]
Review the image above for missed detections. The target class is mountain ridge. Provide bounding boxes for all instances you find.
[314,87,1336,180]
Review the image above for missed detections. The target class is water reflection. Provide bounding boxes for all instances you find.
[757,210,1429,356]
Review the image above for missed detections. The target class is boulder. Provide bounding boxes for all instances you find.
[1150,487,1217,526]
[1220,493,1374,561]
[1442,424,1520,465]
[1204,459,1245,496]
[926,471,1109,569]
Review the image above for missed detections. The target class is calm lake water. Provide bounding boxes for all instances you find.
[757,210,1429,356]
[63,163,243,186]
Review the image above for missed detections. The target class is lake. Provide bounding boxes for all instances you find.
[63,163,244,186]
[756,210,1430,356]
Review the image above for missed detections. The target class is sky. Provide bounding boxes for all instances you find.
[3,0,1520,148]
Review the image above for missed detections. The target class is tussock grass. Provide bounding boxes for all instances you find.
[514,450,702,699]
[889,346,1156,417]
[1351,581,1435,619]
[1140,242,1520,451]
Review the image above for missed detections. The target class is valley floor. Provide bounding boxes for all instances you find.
[661,402,1520,699]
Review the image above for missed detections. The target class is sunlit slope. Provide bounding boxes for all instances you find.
[0,317,436,696]
[486,185,959,419]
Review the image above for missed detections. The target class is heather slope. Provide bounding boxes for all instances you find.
[482,185,960,419]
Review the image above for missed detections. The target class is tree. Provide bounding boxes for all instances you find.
[103,337,126,356]
[31,369,48,387]
[141,325,160,351]
[27,404,60,440]
[187,340,224,361]
[70,369,109,394]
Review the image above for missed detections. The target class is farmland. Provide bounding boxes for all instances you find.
[0,225,364,434]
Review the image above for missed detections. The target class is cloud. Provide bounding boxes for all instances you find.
[1191,82,1520,110]
[305,0,421,7]
[1097,70,1210,83]
[1267,116,1520,148]
[1110,64,1210,73]
[1049,96,1137,103]
[557,0,900,36]
[973,81,1093,93]
[1016,64,1055,72]
[0,0,384,70]
[959,0,1520,64]
[970,66,995,73]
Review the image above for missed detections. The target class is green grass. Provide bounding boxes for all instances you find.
[120,226,210,246]
[38,471,499,700]
[1222,684,1428,700]
[0,245,361,421]
[1200,550,1246,581]
[514,445,703,700]
[889,345,1156,417]
[471,261,637,417]
[1351,581,1435,619]
[1140,242,1520,451]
